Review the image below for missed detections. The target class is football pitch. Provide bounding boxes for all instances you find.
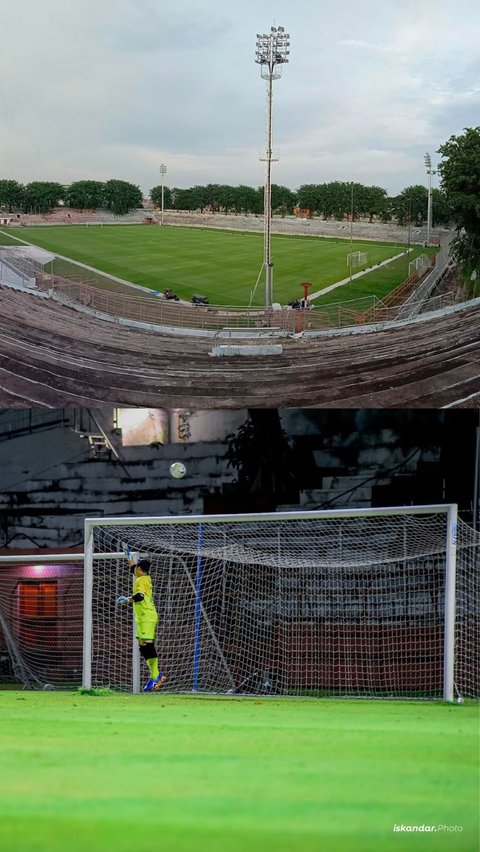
[1,225,437,307]
[0,691,477,852]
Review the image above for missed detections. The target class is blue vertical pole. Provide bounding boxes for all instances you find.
[193,523,204,692]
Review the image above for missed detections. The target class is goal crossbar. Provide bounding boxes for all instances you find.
[85,505,457,528]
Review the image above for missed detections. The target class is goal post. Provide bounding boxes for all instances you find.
[82,524,94,690]
[83,505,462,701]
[408,253,430,279]
[444,503,458,702]
[346,251,368,269]
[193,523,204,692]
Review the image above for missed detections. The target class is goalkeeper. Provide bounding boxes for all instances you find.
[117,546,166,692]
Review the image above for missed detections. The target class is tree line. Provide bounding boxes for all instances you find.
[0,176,451,226]
[152,181,453,226]
[0,179,143,216]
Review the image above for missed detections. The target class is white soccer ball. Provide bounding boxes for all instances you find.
[169,461,187,479]
[456,696,464,704]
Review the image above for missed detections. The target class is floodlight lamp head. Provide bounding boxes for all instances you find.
[255,25,290,78]
[424,153,432,170]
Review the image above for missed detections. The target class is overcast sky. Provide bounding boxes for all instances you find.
[0,0,479,196]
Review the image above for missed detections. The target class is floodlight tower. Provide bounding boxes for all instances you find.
[255,26,290,309]
[159,163,167,226]
[349,182,354,284]
[424,153,436,247]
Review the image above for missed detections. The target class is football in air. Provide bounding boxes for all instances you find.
[169,461,187,479]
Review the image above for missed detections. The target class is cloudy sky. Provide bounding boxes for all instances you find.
[0,0,479,196]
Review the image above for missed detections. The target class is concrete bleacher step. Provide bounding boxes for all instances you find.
[300,479,373,508]
[210,344,283,357]
[321,475,374,491]
[216,326,286,339]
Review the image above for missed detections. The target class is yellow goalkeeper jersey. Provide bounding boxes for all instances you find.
[132,575,157,622]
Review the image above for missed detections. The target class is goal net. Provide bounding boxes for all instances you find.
[81,506,479,701]
[346,251,368,269]
[408,253,431,279]
[0,508,478,699]
[0,558,83,689]
[452,519,479,700]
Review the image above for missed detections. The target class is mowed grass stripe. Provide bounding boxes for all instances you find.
[0,225,436,307]
[0,692,477,852]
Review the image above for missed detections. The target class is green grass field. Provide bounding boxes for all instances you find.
[0,225,436,307]
[0,691,477,852]
[0,232,20,245]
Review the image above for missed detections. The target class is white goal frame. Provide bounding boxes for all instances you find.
[408,253,430,278]
[83,504,458,701]
[346,251,368,268]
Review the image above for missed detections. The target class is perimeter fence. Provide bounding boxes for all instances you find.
[0,241,456,334]
[47,274,455,334]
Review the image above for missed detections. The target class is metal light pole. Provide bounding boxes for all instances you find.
[159,163,167,226]
[349,181,354,284]
[255,26,290,309]
[407,194,412,254]
[424,153,436,247]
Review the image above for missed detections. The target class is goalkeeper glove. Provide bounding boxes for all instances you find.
[116,595,130,605]
[122,542,132,560]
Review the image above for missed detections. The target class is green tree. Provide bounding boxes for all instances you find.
[0,179,25,211]
[390,194,409,227]
[216,184,237,214]
[226,410,299,511]
[270,184,296,215]
[191,185,210,211]
[232,185,260,214]
[66,180,105,209]
[430,188,451,227]
[392,185,427,226]
[296,183,319,213]
[103,180,142,215]
[437,127,480,276]
[296,182,387,222]
[361,185,388,222]
[203,183,221,212]
[171,187,196,210]
[23,182,66,213]
[150,184,173,209]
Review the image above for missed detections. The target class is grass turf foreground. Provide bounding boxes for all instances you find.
[0,692,477,852]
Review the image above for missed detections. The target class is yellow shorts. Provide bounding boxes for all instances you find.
[135,618,157,642]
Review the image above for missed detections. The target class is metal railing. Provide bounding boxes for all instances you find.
[47,275,458,335]
[398,234,455,320]
[0,248,46,279]
[0,410,69,442]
